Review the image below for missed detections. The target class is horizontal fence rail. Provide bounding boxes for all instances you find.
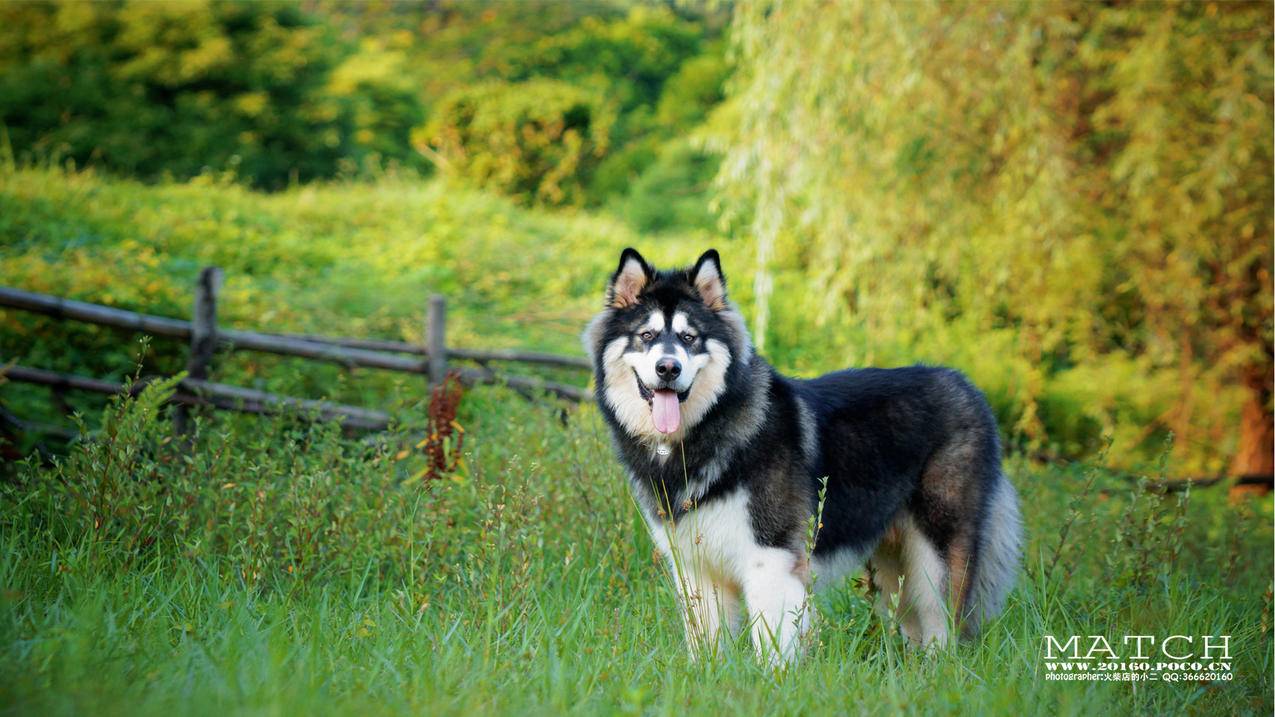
[0,273,593,440]
[0,286,426,370]
[0,285,590,402]
[4,365,392,432]
[268,331,590,370]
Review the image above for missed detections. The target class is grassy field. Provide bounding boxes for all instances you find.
[1,168,1272,715]
[1,382,1270,716]
[0,167,727,437]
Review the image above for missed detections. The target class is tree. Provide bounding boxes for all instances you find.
[418,79,615,206]
[0,0,424,188]
[1085,3,1274,477]
[717,0,1272,472]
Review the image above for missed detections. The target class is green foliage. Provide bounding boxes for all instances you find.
[586,44,727,209]
[614,141,720,233]
[409,4,726,209]
[718,0,1273,471]
[0,1,729,212]
[587,134,663,203]
[0,0,425,189]
[419,79,616,206]
[655,50,730,129]
[494,6,705,112]
[597,45,728,227]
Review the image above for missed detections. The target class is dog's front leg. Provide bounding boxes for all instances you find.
[673,563,740,660]
[741,548,811,667]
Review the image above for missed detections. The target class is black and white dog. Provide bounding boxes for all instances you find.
[584,248,1022,664]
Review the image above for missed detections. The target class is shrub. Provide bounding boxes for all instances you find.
[587,135,661,205]
[0,1,424,189]
[614,141,719,233]
[655,51,729,129]
[492,6,704,112]
[417,79,614,206]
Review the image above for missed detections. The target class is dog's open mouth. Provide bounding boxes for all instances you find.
[633,370,689,435]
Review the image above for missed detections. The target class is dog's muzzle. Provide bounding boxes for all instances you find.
[632,369,689,404]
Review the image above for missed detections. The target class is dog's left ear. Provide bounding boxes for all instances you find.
[690,249,727,310]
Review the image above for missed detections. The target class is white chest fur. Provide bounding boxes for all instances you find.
[643,488,756,579]
[640,488,811,665]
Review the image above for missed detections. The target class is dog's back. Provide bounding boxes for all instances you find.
[793,365,1022,641]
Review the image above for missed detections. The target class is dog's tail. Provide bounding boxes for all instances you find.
[960,473,1023,638]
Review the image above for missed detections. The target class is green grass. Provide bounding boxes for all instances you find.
[0,167,1271,715]
[0,166,723,351]
[0,379,1271,716]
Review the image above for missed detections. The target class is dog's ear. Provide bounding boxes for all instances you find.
[690,249,726,310]
[607,248,654,308]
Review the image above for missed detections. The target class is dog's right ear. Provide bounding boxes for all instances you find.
[607,248,653,309]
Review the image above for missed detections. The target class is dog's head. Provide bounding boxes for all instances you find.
[584,248,751,443]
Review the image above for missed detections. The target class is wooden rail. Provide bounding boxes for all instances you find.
[0,271,592,437]
[3,365,392,432]
[0,284,589,403]
[261,332,591,370]
[0,287,591,372]
[0,286,425,370]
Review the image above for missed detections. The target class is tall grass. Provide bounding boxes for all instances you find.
[1,381,1270,716]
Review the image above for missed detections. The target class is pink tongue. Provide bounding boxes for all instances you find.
[652,390,681,434]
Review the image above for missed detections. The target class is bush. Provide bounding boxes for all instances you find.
[417,79,614,206]
[614,142,719,233]
[493,6,704,112]
[587,135,661,205]
[0,1,424,189]
[655,51,729,129]
[585,47,727,208]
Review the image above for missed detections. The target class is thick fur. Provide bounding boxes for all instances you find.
[585,248,1022,664]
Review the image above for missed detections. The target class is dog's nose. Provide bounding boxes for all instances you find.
[655,358,682,380]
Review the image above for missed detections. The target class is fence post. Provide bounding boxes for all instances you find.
[175,266,223,436]
[428,294,447,386]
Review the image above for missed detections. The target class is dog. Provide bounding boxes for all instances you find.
[583,248,1022,665]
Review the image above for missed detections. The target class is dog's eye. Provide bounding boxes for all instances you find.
[639,330,654,342]
[680,333,696,345]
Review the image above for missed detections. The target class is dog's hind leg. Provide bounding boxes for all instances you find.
[870,516,950,647]
[898,521,950,647]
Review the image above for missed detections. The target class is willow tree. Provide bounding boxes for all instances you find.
[717,1,1272,474]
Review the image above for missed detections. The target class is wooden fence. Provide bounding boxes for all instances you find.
[0,267,592,435]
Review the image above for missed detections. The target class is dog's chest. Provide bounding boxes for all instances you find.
[640,487,757,579]
[631,448,729,513]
